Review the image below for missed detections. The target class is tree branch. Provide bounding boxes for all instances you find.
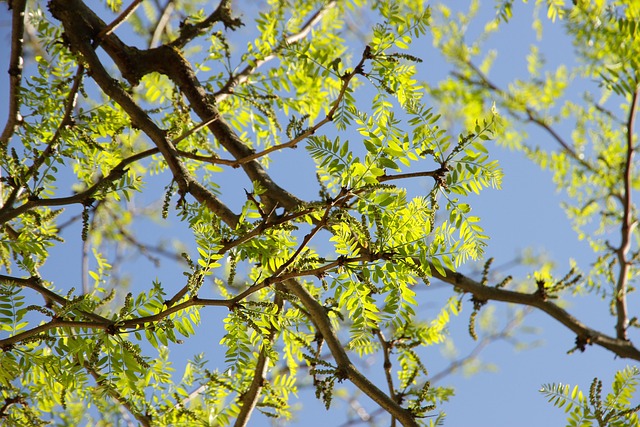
[0,249,388,350]
[214,0,337,103]
[149,0,175,48]
[428,265,640,360]
[0,147,151,225]
[168,0,243,48]
[5,64,85,218]
[0,291,233,349]
[234,290,284,427]
[225,45,372,166]
[58,0,301,213]
[455,62,597,173]
[0,0,27,148]
[85,362,152,427]
[49,0,241,227]
[0,274,110,323]
[282,278,419,427]
[378,167,447,184]
[429,307,531,383]
[614,87,639,340]
[375,329,398,427]
[95,0,143,43]
[0,319,110,349]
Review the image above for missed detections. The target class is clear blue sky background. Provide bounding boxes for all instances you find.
[0,1,636,426]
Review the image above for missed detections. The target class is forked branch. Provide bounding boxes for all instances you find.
[283,279,419,427]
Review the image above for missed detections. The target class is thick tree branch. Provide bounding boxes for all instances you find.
[54,0,301,212]
[1,0,27,226]
[0,0,27,148]
[0,274,110,323]
[429,265,640,360]
[282,278,419,427]
[48,0,241,227]
[615,87,639,340]
[153,48,303,212]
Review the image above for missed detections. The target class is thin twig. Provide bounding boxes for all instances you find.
[85,363,152,427]
[234,290,284,426]
[168,0,243,48]
[214,0,338,103]
[378,168,444,183]
[95,0,144,43]
[0,65,85,222]
[375,329,398,427]
[0,274,110,323]
[226,45,372,166]
[429,307,532,383]
[149,0,175,48]
[457,62,596,173]
[0,148,153,225]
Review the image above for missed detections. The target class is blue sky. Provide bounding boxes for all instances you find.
[0,1,637,426]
